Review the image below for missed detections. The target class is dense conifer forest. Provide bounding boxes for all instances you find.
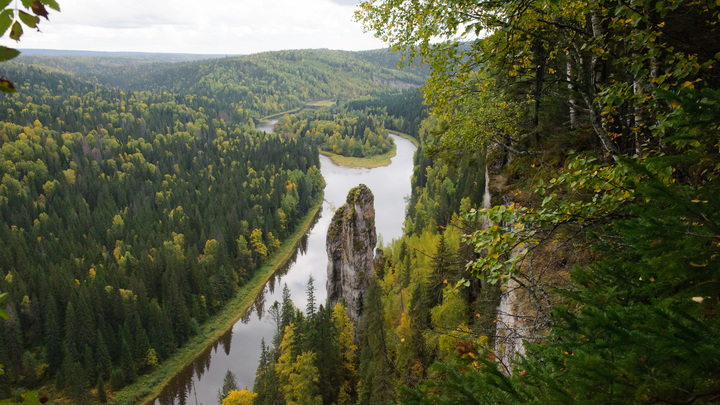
[0,49,424,403]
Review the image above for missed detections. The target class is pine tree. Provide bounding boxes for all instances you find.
[280,283,294,330]
[82,344,96,382]
[218,369,239,402]
[305,275,316,318]
[109,367,124,391]
[63,301,79,359]
[69,361,91,405]
[357,277,394,405]
[253,339,269,404]
[44,294,62,373]
[261,363,283,405]
[120,337,137,384]
[311,303,339,404]
[96,374,107,403]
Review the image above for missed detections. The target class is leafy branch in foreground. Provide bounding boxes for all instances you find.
[0,0,60,92]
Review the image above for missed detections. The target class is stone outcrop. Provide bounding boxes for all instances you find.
[494,278,528,374]
[484,166,528,374]
[326,184,377,327]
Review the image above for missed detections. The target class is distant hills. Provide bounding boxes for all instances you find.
[19,48,231,61]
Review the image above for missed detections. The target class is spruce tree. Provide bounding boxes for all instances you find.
[305,275,316,318]
[63,301,79,359]
[69,361,91,405]
[96,374,107,403]
[218,369,239,402]
[95,329,112,379]
[109,367,124,391]
[280,283,294,330]
[43,294,62,373]
[253,339,269,404]
[120,337,137,384]
[357,278,394,404]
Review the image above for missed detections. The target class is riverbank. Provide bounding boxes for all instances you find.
[109,195,324,405]
[320,131,417,169]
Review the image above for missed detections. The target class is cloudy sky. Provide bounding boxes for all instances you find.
[5,0,387,55]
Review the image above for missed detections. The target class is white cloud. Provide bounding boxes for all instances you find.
[4,0,385,54]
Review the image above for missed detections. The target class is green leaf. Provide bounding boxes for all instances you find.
[20,0,34,8]
[0,46,19,62]
[9,20,22,41]
[0,0,11,10]
[0,9,13,36]
[40,0,59,11]
[19,11,40,28]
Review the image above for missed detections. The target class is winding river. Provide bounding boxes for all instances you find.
[155,126,416,405]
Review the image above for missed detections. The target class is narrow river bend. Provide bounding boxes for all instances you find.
[155,133,417,405]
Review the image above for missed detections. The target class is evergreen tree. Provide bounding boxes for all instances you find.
[280,283,294,331]
[96,374,108,403]
[311,303,339,404]
[69,361,91,405]
[82,344,96,382]
[357,278,394,404]
[43,294,62,373]
[109,367,124,391]
[63,301,79,360]
[218,369,239,403]
[253,339,269,404]
[260,363,283,405]
[120,337,137,384]
[305,275,316,318]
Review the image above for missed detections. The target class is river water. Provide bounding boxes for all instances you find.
[155,130,417,405]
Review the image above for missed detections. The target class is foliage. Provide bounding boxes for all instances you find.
[357,0,720,403]
[0,54,331,399]
[16,49,425,120]
[274,107,395,158]
[220,389,256,405]
[254,277,358,405]
[0,0,59,92]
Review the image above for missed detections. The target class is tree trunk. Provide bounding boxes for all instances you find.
[567,53,579,130]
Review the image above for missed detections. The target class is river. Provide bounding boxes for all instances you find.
[155,129,417,405]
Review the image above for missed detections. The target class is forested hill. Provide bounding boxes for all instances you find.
[14,49,425,119]
[0,48,424,403]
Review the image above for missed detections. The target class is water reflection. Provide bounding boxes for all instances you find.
[155,135,416,405]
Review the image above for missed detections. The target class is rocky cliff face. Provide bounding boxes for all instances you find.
[326,184,377,327]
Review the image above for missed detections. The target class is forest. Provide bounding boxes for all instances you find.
[274,108,395,158]
[254,0,720,404]
[0,49,424,403]
[1,0,719,402]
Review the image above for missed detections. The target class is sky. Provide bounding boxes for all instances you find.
[5,0,387,55]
